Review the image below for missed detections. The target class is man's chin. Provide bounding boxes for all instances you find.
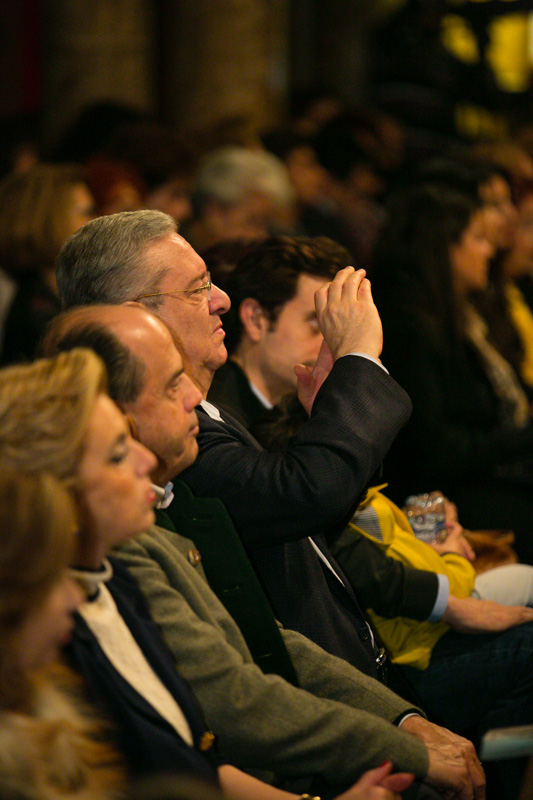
[213,344,228,369]
[174,443,200,476]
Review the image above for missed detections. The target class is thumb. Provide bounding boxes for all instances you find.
[294,363,313,387]
[355,761,393,789]
[445,527,461,541]
[358,277,374,302]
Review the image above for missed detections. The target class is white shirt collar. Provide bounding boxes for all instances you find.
[152,482,174,509]
[247,380,273,409]
[70,557,113,599]
[200,398,224,421]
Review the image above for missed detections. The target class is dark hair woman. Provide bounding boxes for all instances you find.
[372,182,533,564]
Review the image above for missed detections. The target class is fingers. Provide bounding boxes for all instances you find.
[314,265,382,360]
[358,276,374,304]
[294,363,313,385]
[294,364,315,416]
[446,528,462,543]
[313,338,334,372]
[355,761,393,788]
[295,349,332,415]
[444,498,459,524]
[518,606,533,622]
[416,721,485,800]
[354,762,414,794]
[466,752,486,800]
[456,738,485,800]
[461,537,476,561]
[381,773,415,793]
[315,266,364,314]
[344,267,367,296]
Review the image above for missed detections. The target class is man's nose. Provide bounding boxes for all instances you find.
[184,375,203,409]
[135,439,158,475]
[209,283,231,315]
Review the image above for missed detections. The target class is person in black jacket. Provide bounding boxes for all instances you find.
[54,211,497,796]
[56,211,413,682]
[371,182,533,566]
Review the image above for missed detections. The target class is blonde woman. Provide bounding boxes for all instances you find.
[0,468,123,800]
[0,349,412,800]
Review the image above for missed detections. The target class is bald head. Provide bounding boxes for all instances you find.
[42,303,183,401]
[45,302,161,340]
[47,302,169,348]
[43,305,153,405]
[42,303,202,484]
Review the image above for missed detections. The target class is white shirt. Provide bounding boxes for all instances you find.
[74,563,194,745]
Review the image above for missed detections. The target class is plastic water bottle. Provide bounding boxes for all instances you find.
[404,492,447,543]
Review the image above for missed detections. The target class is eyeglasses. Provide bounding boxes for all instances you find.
[136,272,212,303]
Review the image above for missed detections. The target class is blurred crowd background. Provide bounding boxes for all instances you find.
[2,6,533,795]
[2,0,533,363]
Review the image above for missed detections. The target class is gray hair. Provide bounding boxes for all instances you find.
[192,146,295,215]
[56,210,177,309]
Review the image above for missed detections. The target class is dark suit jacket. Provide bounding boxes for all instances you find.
[182,356,413,680]
[207,359,267,430]
[207,359,440,622]
[67,558,220,783]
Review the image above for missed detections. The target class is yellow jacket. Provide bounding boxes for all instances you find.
[349,486,475,670]
[505,281,533,390]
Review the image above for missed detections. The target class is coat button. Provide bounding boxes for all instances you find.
[188,548,202,566]
[199,731,215,751]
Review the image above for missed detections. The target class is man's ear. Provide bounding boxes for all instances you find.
[239,298,267,343]
[124,412,139,440]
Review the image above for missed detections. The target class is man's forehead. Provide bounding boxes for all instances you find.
[144,231,207,281]
[144,342,184,387]
[135,313,173,349]
[105,306,169,352]
[120,314,183,378]
[293,272,327,303]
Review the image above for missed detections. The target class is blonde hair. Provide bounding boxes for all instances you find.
[0,164,87,276]
[0,349,107,482]
[0,470,77,709]
[0,361,125,797]
[0,682,125,800]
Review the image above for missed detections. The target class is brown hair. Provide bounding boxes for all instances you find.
[0,475,124,798]
[0,470,77,709]
[0,164,88,276]
[223,235,350,354]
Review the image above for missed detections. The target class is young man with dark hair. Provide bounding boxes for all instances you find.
[207,236,351,427]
